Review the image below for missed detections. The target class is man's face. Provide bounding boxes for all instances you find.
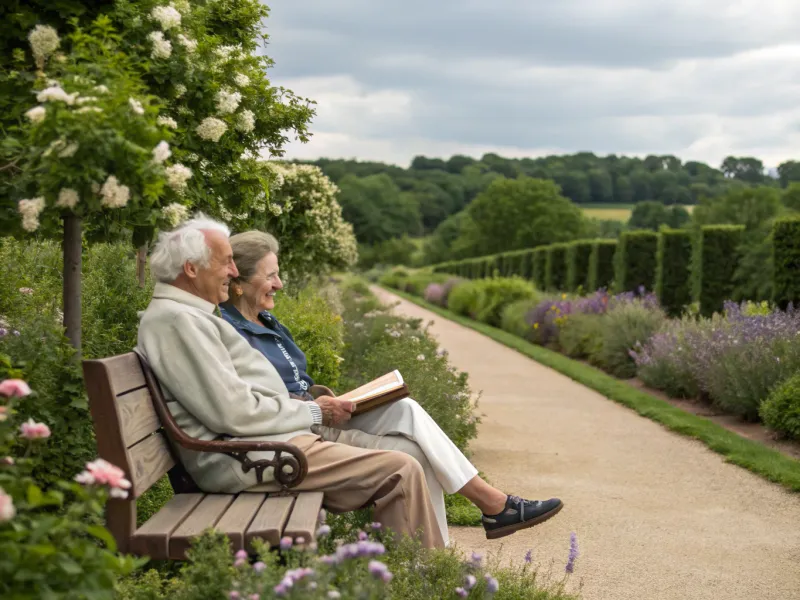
[191,230,239,305]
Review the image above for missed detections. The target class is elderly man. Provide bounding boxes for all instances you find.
[136,216,562,548]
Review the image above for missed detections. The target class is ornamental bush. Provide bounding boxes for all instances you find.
[566,240,593,292]
[772,217,800,310]
[614,231,658,294]
[545,244,569,291]
[696,225,744,317]
[655,229,692,318]
[472,278,539,328]
[760,372,800,440]
[588,239,617,291]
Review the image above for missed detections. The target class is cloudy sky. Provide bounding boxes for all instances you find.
[262,0,800,169]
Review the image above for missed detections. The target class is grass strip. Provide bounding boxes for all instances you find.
[379,285,800,493]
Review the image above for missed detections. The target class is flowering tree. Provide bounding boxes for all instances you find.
[6,20,190,352]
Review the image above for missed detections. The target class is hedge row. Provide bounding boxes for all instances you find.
[773,217,800,310]
[656,229,692,317]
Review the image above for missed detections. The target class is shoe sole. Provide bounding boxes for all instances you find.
[484,500,564,540]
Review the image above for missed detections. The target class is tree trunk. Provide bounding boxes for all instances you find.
[62,214,82,356]
[137,245,147,288]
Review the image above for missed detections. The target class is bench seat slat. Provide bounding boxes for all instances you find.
[283,492,323,547]
[246,495,295,549]
[214,493,267,551]
[169,494,235,559]
[130,493,205,559]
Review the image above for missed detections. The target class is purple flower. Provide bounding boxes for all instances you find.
[468,551,482,568]
[358,530,368,541]
[566,532,579,574]
[484,575,499,594]
[233,557,247,567]
[253,561,266,573]
[424,283,446,306]
[368,560,388,577]
[381,571,393,583]
[0,328,7,337]
[279,536,293,551]
[317,524,331,537]
[524,549,532,564]
[228,592,240,600]
[296,536,306,545]
[371,521,382,531]
[318,554,337,566]
[455,587,468,598]
[234,549,248,560]
[464,574,476,590]
[273,583,289,597]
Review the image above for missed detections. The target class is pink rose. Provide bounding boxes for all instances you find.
[19,418,51,439]
[0,379,32,398]
[75,458,132,499]
[0,488,15,522]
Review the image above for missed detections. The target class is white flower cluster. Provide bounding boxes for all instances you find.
[173,0,191,14]
[151,5,182,30]
[100,175,130,208]
[215,45,240,61]
[235,109,255,133]
[152,141,171,164]
[177,34,198,53]
[174,84,187,98]
[215,89,242,114]
[157,115,178,129]
[129,98,145,115]
[56,188,79,209]
[165,163,193,193]
[28,25,60,69]
[94,84,109,94]
[36,85,77,105]
[234,73,250,87]
[161,202,189,226]
[76,96,99,105]
[17,197,45,232]
[76,106,102,114]
[42,139,78,158]
[148,31,172,59]
[196,117,227,142]
[25,106,46,123]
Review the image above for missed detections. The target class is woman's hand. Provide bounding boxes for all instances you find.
[314,395,355,426]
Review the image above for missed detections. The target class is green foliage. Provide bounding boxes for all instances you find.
[588,239,617,291]
[448,282,484,319]
[565,240,593,292]
[545,244,568,292]
[696,225,744,317]
[500,299,538,338]
[358,236,417,270]
[557,313,604,359]
[532,247,547,289]
[628,201,690,231]
[655,229,692,317]
[761,373,800,440]
[271,288,345,390]
[772,217,800,310]
[614,231,658,293]
[589,302,666,378]
[472,278,538,328]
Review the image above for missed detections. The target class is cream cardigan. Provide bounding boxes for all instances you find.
[136,283,319,492]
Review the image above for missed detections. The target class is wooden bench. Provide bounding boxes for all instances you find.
[82,352,323,560]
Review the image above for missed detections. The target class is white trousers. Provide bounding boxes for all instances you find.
[315,398,478,546]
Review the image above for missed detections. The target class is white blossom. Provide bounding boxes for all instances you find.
[129,98,145,115]
[36,85,77,105]
[185,152,199,163]
[148,31,172,59]
[100,175,130,208]
[150,5,182,30]
[177,34,197,53]
[152,141,171,164]
[58,142,79,158]
[25,106,46,123]
[174,84,187,98]
[196,117,227,142]
[173,0,191,14]
[165,163,193,193]
[235,109,255,133]
[161,202,189,226]
[28,25,60,69]
[18,197,45,232]
[215,89,241,114]
[234,73,250,87]
[157,115,178,129]
[215,45,240,61]
[268,203,283,216]
[56,188,79,209]
[76,96,99,105]
[76,106,102,114]
[94,84,109,94]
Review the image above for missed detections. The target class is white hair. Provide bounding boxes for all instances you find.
[150,213,231,283]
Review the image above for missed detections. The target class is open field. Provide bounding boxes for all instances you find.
[578,203,695,221]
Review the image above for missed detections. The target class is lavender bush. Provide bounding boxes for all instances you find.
[424,283,446,306]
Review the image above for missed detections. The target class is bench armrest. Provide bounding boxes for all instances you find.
[136,354,308,489]
[309,384,335,399]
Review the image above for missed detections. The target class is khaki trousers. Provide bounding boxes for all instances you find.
[249,433,445,549]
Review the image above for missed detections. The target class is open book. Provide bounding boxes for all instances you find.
[337,370,409,415]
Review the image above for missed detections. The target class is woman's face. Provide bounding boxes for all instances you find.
[241,252,283,312]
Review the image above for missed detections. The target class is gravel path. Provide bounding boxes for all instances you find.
[372,286,800,600]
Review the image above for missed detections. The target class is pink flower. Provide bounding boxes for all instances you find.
[1,457,14,466]
[0,379,32,398]
[18,287,33,295]
[75,458,132,498]
[19,418,51,439]
[279,536,292,550]
[0,487,15,521]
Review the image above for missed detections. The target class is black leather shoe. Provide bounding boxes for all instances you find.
[482,495,563,539]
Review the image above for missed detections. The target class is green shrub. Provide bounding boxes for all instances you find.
[378,267,411,290]
[588,239,617,291]
[447,282,483,319]
[614,231,658,293]
[545,244,568,291]
[473,278,538,328]
[696,225,744,317]
[566,241,593,292]
[761,373,800,440]
[501,299,538,338]
[532,247,548,289]
[558,312,605,359]
[772,217,800,310]
[655,229,692,318]
[590,301,666,378]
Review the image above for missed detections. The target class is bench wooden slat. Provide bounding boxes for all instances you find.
[129,493,205,558]
[118,387,161,448]
[283,491,323,546]
[128,432,176,498]
[214,493,267,551]
[246,495,295,549]
[169,494,235,559]
[103,353,147,396]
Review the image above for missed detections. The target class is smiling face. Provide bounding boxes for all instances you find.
[191,230,239,305]
[240,251,283,312]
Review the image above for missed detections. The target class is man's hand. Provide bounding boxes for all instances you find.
[313,395,355,426]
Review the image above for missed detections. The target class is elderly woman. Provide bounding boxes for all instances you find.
[219,231,563,545]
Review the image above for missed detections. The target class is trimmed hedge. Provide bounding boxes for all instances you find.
[588,239,617,291]
[532,247,548,289]
[656,229,692,317]
[519,249,534,280]
[566,240,594,292]
[545,243,569,291]
[696,225,744,317]
[614,231,658,293]
[773,217,800,310]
